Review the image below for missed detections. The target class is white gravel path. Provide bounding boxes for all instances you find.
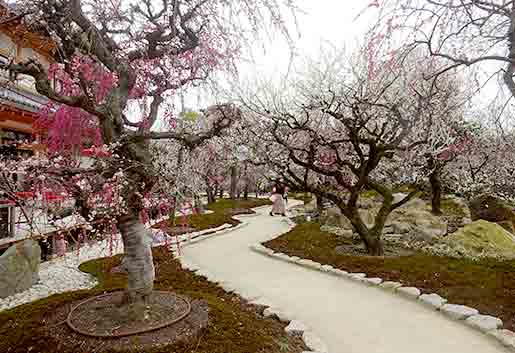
[181,201,509,353]
[0,210,218,312]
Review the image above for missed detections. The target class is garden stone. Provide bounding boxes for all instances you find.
[383,226,394,234]
[329,268,348,277]
[302,331,329,353]
[274,253,292,262]
[469,194,515,231]
[465,315,503,333]
[384,233,404,242]
[263,307,278,318]
[392,221,411,234]
[339,229,354,238]
[0,240,41,299]
[393,192,408,204]
[285,320,308,336]
[364,277,382,286]
[321,265,334,272]
[488,329,515,349]
[441,304,479,320]
[297,259,322,270]
[418,293,447,309]
[426,220,515,260]
[379,281,402,291]
[349,273,366,281]
[396,287,421,299]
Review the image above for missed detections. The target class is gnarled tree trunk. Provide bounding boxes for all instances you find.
[118,213,155,313]
[207,187,215,204]
[343,206,385,256]
[229,165,238,199]
[429,168,442,215]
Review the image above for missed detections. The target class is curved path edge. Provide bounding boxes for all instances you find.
[180,201,512,353]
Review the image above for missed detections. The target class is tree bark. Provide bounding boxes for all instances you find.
[315,194,324,215]
[229,165,238,199]
[429,169,442,215]
[219,189,224,198]
[342,203,386,256]
[117,213,155,312]
[207,187,215,204]
[427,155,443,215]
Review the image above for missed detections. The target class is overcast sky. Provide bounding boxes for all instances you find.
[179,1,375,111]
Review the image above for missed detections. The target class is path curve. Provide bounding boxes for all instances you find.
[181,202,508,353]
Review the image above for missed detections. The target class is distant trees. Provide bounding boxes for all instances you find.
[240,47,465,255]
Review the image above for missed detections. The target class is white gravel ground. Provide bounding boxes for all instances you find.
[0,210,221,312]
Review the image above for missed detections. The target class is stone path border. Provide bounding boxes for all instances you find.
[249,218,514,352]
[177,211,328,353]
[180,255,329,353]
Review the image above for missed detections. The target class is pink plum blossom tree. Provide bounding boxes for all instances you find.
[0,0,295,315]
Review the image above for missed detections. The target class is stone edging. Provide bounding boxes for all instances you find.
[249,219,514,352]
[165,221,250,254]
[179,255,329,353]
[176,206,327,353]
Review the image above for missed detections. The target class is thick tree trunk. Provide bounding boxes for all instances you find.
[219,189,224,198]
[362,234,384,256]
[429,169,442,215]
[343,206,385,256]
[229,165,238,199]
[243,186,249,200]
[315,194,324,215]
[117,213,155,315]
[207,187,215,204]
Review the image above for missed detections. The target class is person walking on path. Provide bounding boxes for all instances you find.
[269,181,286,217]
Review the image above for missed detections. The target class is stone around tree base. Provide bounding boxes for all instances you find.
[441,304,479,320]
[488,329,515,349]
[465,315,503,333]
[396,287,421,299]
[379,281,402,291]
[418,293,447,309]
[302,331,329,353]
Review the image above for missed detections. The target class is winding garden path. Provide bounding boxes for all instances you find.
[181,201,508,353]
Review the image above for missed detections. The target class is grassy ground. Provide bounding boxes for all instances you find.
[264,221,515,331]
[0,247,306,353]
[156,198,272,232]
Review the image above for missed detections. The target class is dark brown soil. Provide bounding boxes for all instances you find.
[158,226,196,235]
[66,291,193,338]
[0,247,307,353]
[225,208,255,215]
[46,296,208,352]
[264,221,515,332]
[334,241,416,257]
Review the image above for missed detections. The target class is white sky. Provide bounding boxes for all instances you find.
[180,0,375,111]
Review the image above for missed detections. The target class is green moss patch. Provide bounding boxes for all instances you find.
[264,221,515,331]
[0,247,306,353]
[155,198,272,232]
